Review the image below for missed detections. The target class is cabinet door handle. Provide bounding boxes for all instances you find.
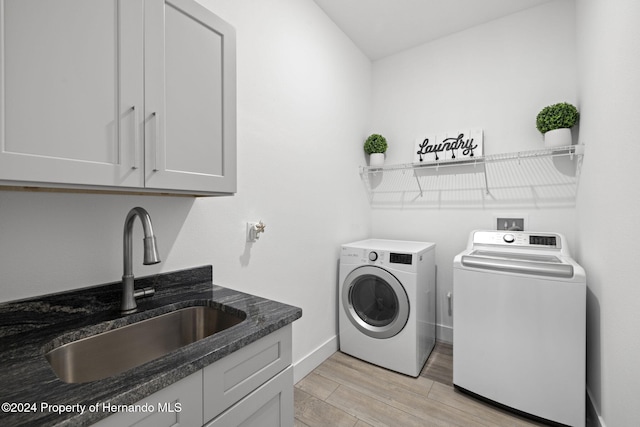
[131,106,139,170]
[152,112,160,172]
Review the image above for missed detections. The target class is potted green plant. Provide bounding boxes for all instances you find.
[364,133,388,166]
[536,102,579,147]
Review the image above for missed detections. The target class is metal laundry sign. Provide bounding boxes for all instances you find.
[414,129,483,162]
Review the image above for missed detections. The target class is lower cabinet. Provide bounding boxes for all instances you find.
[93,325,293,427]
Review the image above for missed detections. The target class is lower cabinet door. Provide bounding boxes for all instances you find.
[204,366,293,427]
[92,370,203,427]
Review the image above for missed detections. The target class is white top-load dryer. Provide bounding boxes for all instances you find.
[453,230,586,426]
[339,239,436,377]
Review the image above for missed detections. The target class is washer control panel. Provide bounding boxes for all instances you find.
[341,242,427,274]
[365,251,413,264]
[390,252,413,265]
[341,247,388,266]
[473,230,561,249]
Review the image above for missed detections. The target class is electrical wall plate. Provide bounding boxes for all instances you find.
[246,221,266,242]
[247,222,258,242]
[494,213,528,231]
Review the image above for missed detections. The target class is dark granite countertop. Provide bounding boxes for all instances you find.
[0,266,302,427]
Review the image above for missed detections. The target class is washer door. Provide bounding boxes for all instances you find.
[342,265,409,339]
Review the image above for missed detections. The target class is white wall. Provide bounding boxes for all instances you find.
[0,0,372,382]
[575,0,640,425]
[369,0,578,341]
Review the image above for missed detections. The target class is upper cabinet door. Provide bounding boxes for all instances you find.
[0,0,145,187]
[144,0,237,194]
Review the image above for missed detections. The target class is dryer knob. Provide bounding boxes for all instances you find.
[503,234,515,243]
[368,251,378,261]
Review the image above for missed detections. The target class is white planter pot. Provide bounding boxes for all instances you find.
[544,128,572,148]
[369,153,385,166]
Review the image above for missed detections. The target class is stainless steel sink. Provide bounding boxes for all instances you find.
[45,306,245,383]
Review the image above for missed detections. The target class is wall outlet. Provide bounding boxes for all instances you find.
[496,217,525,231]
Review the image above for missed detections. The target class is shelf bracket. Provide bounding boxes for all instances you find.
[484,171,489,194]
[481,161,489,195]
[414,172,424,197]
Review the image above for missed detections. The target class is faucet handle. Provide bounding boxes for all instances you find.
[134,287,156,299]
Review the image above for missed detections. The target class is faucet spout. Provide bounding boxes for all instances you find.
[122,207,161,314]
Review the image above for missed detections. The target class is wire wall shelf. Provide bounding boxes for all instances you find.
[360,145,584,208]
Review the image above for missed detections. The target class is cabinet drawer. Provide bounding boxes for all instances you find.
[204,366,293,427]
[203,325,292,422]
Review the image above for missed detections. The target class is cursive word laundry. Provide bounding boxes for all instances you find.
[416,133,478,162]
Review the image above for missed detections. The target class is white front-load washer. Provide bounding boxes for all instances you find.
[339,239,436,377]
[453,230,586,427]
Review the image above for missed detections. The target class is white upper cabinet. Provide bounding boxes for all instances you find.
[145,0,236,194]
[0,0,236,195]
[0,0,145,188]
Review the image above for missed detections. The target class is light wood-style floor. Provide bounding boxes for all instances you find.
[294,342,550,427]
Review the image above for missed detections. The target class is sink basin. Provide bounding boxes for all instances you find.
[45,305,245,383]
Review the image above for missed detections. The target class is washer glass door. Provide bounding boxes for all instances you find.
[343,266,409,339]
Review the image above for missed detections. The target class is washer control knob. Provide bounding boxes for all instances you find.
[503,234,515,243]
[368,251,378,261]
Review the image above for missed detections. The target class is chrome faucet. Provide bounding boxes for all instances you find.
[121,207,161,314]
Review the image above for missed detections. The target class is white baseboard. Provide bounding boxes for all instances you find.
[293,335,338,384]
[437,323,453,344]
